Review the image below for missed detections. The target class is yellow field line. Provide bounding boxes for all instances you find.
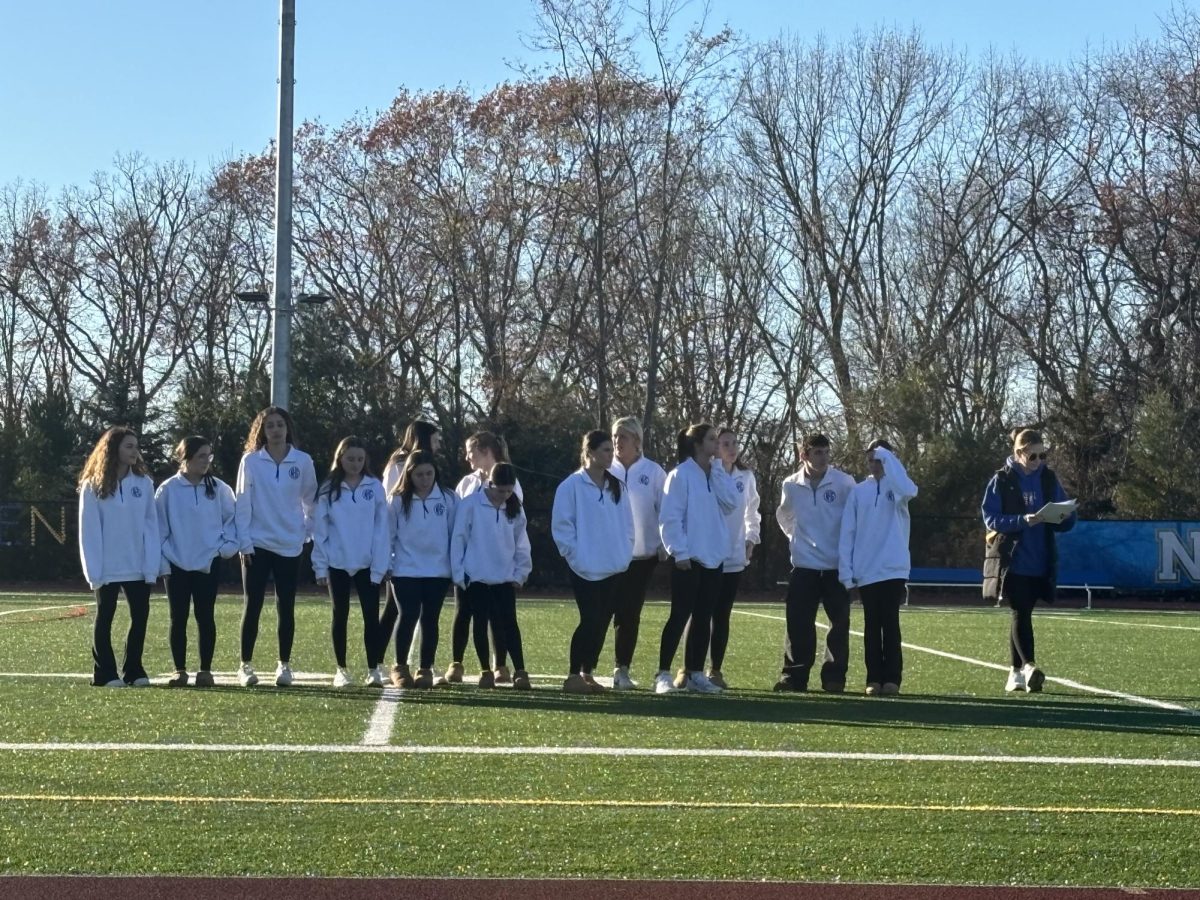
[2,793,1198,817]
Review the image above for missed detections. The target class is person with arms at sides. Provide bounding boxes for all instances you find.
[696,426,762,689]
[445,431,523,684]
[378,420,442,679]
[234,407,318,688]
[79,426,160,687]
[155,436,238,688]
[388,450,456,689]
[553,430,635,694]
[450,462,533,690]
[655,423,738,695]
[312,436,390,688]
[838,439,918,697]
[607,416,667,690]
[982,429,1077,693]
[774,433,856,693]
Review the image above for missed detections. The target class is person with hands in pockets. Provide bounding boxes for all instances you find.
[553,430,635,694]
[155,435,239,688]
[449,462,533,690]
[838,439,918,697]
[234,407,318,688]
[312,436,390,689]
[78,426,160,688]
[655,423,739,695]
[774,433,857,693]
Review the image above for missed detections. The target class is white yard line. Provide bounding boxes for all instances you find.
[1038,615,1200,633]
[0,740,1197,768]
[732,608,1198,715]
[361,686,401,745]
[0,603,93,617]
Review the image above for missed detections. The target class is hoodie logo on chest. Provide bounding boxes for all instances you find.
[288,466,300,480]
[1024,491,1037,509]
[886,490,895,502]
[638,473,651,486]
[434,503,446,516]
[736,481,745,494]
[824,489,837,503]
[362,488,374,501]
[130,486,143,498]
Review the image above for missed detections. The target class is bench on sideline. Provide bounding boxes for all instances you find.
[907,567,1115,609]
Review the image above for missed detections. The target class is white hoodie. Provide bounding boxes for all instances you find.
[78,473,160,590]
[551,469,635,581]
[777,466,857,571]
[658,458,738,569]
[455,470,524,501]
[721,466,762,574]
[155,473,238,575]
[838,448,919,589]
[389,485,456,579]
[234,446,318,557]
[608,455,667,559]
[311,475,390,583]
[450,490,533,587]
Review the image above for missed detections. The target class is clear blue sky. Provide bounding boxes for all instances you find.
[0,0,1181,191]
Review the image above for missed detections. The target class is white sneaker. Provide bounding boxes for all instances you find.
[238,663,258,687]
[685,671,723,694]
[1021,663,1045,693]
[1005,668,1026,692]
[364,667,384,687]
[333,667,352,688]
[612,666,635,691]
[274,661,293,687]
[653,670,676,694]
[130,677,151,687]
[103,678,126,688]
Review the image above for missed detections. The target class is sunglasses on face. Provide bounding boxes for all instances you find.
[1022,451,1049,461]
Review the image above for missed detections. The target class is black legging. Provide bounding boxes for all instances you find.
[465,582,525,671]
[451,585,507,667]
[660,562,722,673]
[378,580,399,662]
[569,572,620,675]
[327,567,381,669]
[166,560,219,671]
[392,577,450,669]
[859,579,905,686]
[1003,573,1051,669]
[708,569,742,672]
[92,581,151,685]
[613,556,657,668]
[240,548,301,663]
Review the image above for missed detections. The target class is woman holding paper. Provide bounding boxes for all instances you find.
[981,429,1077,693]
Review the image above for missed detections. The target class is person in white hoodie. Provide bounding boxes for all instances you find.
[312,436,390,689]
[449,462,533,690]
[155,436,238,688]
[774,433,857,693]
[655,423,738,695]
[378,419,441,680]
[445,431,523,685]
[693,427,762,689]
[608,416,667,690]
[78,426,160,688]
[838,439,918,696]
[234,407,318,688]
[388,449,456,689]
[553,430,635,694]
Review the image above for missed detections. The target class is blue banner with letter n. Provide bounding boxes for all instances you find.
[1056,521,1200,590]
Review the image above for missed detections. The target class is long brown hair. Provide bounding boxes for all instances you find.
[487,462,522,521]
[79,426,148,499]
[717,427,750,471]
[394,449,443,516]
[320,436,375,502]
[244,406,299,454]
[387,420,439,469]
[579,430,622,503]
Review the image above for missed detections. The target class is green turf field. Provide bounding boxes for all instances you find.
[0,592,1197,886]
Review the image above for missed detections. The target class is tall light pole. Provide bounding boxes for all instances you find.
[271,0,296,409]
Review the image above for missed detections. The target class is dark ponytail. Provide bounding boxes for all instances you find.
[580,430,622,503]
[489,462,522,520]
[676,423,714,464]
[176,435,217,499]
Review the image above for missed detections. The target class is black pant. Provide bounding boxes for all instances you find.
[1004,573,1051,669]
[569,571,620,675]
[392,577,449,668]
[661,562,722,673]
[92,581,152,685]
[859,579,905,686]
[240,548,301,663]
[165,560,219,671]
[328,567,381,669]
[708,570,742,671]
[378,580,399,663]
[612,556,657,668]
[465,582,524,671]
[451,584,507,667]
[781,568,850,687]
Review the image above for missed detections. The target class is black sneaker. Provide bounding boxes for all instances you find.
[821,681,845,694]
[773,678,806,693]
[167,670,189,688]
